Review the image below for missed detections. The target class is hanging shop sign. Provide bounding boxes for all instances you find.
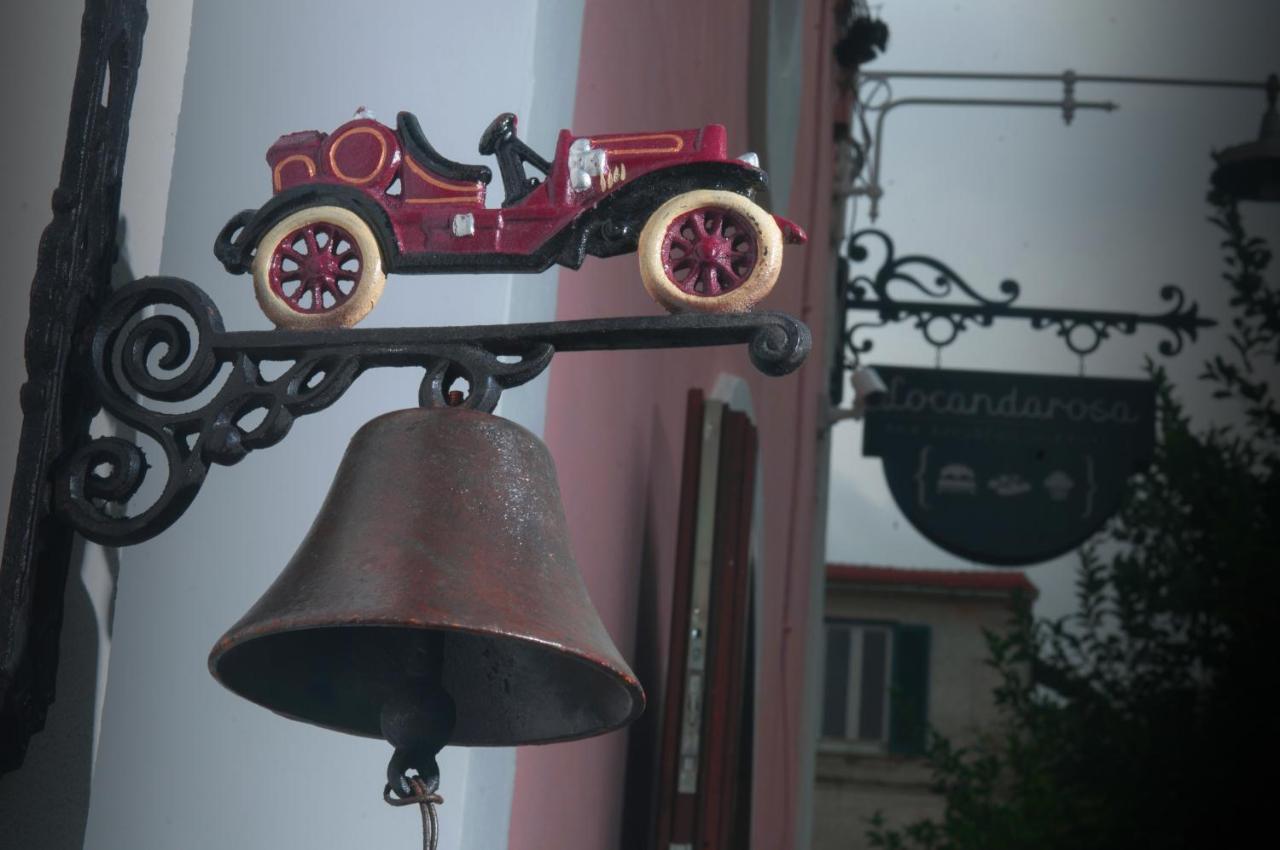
[863,365,1155,566]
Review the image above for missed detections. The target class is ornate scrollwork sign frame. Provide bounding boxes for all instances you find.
[830,228,1215,405]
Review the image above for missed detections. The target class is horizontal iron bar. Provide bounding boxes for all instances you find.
[861,70,1271,91]
[217,311,804,359]
[845,298,1216,328]
[868,95,1118,112]
[57,275,813,545]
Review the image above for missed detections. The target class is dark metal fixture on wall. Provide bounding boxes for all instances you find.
[61,276,808,547]
[841,69,1279,220]
[0,0,147,773]
[1212,73,1280,201]
[829,229,1213,406]
[0,10,813,850]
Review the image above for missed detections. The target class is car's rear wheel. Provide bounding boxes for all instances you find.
[637,189,783,313]
[251,205,386,329]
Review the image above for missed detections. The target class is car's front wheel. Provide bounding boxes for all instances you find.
[251,205,386,329]
[636,189,783,313]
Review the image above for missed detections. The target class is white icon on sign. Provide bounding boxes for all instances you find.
[1044,470,1075,502]
[936,464,977,495]
[988,473,1032,497]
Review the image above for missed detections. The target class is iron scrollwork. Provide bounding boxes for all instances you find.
[831,229,1215,404]
[59,276,811,547]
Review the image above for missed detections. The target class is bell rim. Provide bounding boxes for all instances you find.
[208,617,646,746]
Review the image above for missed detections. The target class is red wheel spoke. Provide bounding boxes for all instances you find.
[303,227,320,257]
[702,210,722,236]
[688,212,708,238]
[714,260,742,285]
[279,246,306,265]
[334,268,359,281]
[321,227,340,254]
[703,267,722,295]
[681,266,701,293]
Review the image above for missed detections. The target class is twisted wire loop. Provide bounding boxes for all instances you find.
[384,777,445,850]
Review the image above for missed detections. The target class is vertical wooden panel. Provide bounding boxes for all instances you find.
[888,624,931,756]
[654,390,707,850]
[653,397,758,850]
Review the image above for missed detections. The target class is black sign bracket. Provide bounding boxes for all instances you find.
[830,229,1216,405]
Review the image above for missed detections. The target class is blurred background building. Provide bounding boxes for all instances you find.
[814,565,1035,850]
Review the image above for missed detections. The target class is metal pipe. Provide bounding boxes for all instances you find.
[842,69,1277,220]
[844,95,1118,218]
[861,70,1270,91]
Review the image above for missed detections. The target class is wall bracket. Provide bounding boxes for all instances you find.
[830,228,1214,404]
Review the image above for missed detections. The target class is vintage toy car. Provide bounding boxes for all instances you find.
[215,109,807,328]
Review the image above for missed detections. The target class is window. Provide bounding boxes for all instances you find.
[821,621,931,755]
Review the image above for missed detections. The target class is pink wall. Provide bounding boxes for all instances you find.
[510,1,834,848]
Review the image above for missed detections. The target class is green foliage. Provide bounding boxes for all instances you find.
[867,190,1278,849]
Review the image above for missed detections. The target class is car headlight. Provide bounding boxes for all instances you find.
[568,138,608,191]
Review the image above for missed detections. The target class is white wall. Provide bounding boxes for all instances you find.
[80,2,584,849]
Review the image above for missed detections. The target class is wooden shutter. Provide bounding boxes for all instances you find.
[652,392,758,850]
[700,407,756,850]
[820,625,851,738]
[888,624,931,756]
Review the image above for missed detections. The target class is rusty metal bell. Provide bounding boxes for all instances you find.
[208,407,644,772]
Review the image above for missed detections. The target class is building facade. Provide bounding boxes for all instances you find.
[813,564,1036,850]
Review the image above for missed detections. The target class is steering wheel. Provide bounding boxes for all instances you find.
[479,113,517,156]
[479,112,549,206]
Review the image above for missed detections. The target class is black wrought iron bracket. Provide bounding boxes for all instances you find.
[830,229,1215,404]
[0,0,812,773]
[60,277,810,547]
[0,0,147,772]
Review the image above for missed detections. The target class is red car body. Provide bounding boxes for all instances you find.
[215,110,805,325]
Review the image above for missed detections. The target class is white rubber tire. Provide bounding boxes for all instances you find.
[251,205,386,329]
[637,189,783,313]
